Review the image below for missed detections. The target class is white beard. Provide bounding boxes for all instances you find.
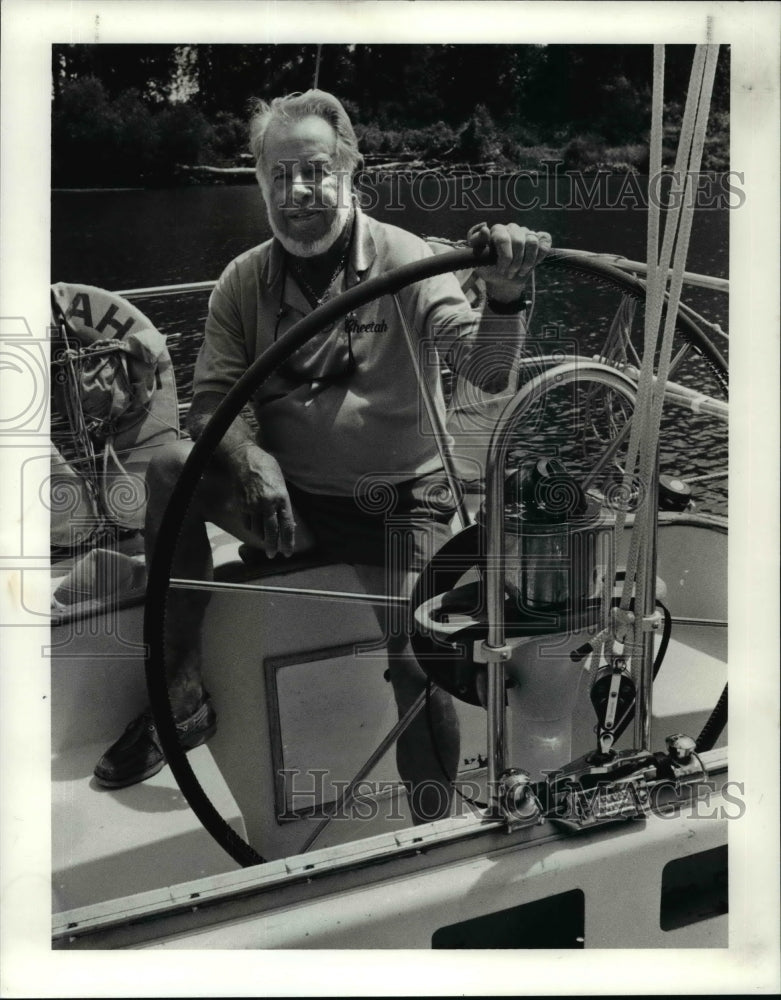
[260,175,354,259]
[270,202,353,258]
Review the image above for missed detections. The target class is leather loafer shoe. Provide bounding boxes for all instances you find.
[94,697,217,789]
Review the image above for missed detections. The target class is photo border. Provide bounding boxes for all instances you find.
[1,1,778,995]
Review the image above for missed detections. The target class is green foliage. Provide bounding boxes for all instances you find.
[52,76,218,186]
[562,135,604,171]
[415,121,458,158]
[51,44,731,186]
[561,136,651,173]
[595,75,650,143]
[153,104,213,171]
[209,111,248,165]
[53,45,179,103]
[456,105,501,163]
[661,103,730,171]
[702,110,729,171]
[353,124,383,155]
[53,77,137,186]
[355,121,457,160]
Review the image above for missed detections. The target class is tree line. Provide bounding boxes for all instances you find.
[51,43,729,187]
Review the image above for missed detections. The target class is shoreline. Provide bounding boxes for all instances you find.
[53,165,736,197]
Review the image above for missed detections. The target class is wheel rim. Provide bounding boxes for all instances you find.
[143,246,729,867]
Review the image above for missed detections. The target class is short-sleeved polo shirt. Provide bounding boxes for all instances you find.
[193,205,493,496]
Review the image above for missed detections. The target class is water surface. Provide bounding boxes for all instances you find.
[51,177,728,514]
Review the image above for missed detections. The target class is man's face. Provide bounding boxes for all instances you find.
[259,114,352,258]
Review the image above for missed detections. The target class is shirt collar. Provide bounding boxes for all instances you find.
[347,201,376,283]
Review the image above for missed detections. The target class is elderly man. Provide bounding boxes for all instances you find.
[94,90,551,825]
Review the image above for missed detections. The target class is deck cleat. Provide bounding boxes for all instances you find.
[661,732,707,787]
[497,768,543,830]
[666,732,697,762]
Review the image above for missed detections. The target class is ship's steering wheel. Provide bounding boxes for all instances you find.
[143,245,728,867]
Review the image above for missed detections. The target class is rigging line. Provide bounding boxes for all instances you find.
[631,43,720,622]
[676,299,728,340]
[626,45,705,481]
[666,303,728,381]
[646,43,665,338]
[593,257,728,293]
[581,419,634,494]
[300,689,427,852]
[613,47,682,609]
[655,46,710,293]
[392,293,470,531]
[616,44,710,620]
[51,304,97,477]
[611,295,643,370]
[584,297,639,427]
[650,46,720,427]
[606,45,668,652]
[619,46,720,747]
[637,46,718,632]
[136,407,182,436]
[425,677,488,811]
[115,261,730,302]
[667,341,693,382]
[686,469,727,483]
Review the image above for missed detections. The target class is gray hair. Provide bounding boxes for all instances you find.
[249,89,362,175]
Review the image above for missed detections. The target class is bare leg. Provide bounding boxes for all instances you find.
[97,440,320,786]
[144,440,273,718]
[145,444,460,820]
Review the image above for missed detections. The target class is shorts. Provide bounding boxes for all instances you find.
[287,470,459,576]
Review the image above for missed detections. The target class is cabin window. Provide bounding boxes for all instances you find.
[432,889,585,949]
[660,845,728,931]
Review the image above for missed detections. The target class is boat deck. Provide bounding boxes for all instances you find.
[51,516,727,917]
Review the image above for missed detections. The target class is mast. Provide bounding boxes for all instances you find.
[313,45,322,89]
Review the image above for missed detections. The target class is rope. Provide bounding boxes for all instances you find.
[392,292,471,530]
[676,301,728,342]
[604,45,670,662]
[51,299,109,545]
[686,469,727,483]
[593,295,639,371]
[627,45,720,630]
[592,42,721,717]
[646,43,665,333]
[615,45,719,646]
[617,46,696,619]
